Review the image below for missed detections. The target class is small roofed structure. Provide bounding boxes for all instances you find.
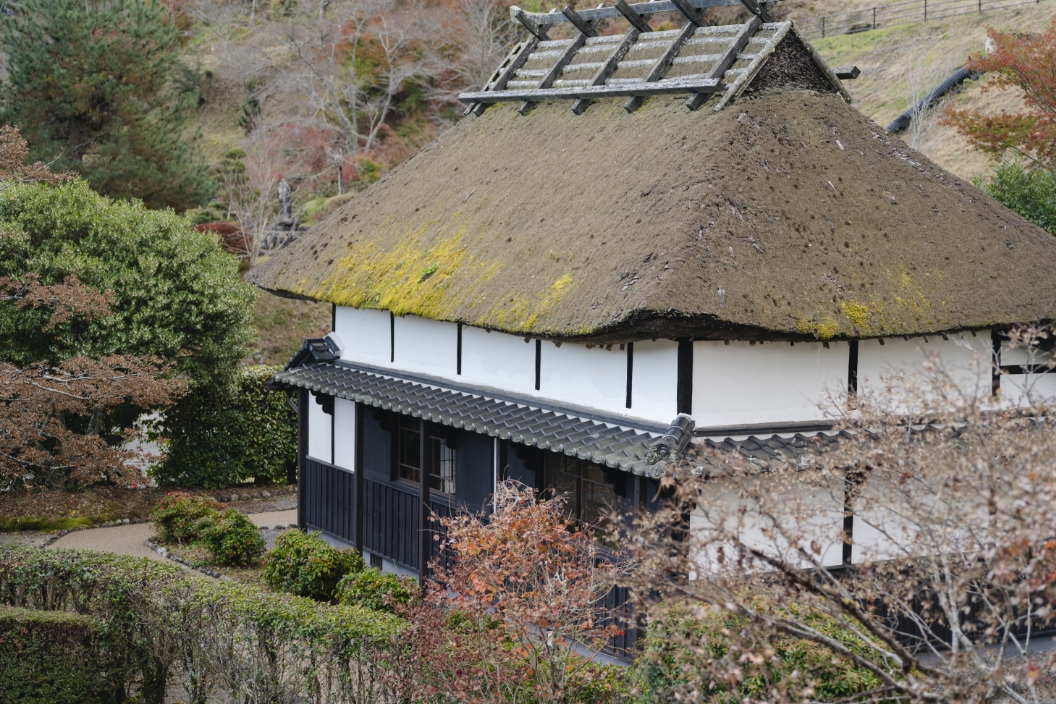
[254,0,1056,605]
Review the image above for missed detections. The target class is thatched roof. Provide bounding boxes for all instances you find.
[249,29,1056,343]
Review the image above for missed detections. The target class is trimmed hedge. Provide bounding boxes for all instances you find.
[0,605,108,704]
[0,546,404,704]
[152,365,296,489]
[263,530,364,601]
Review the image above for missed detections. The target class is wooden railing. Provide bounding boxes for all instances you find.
[795,0,1047,39]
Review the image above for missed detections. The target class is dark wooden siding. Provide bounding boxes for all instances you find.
[455,429,492,511]
[304,458,355,543]
[363,477,420,570]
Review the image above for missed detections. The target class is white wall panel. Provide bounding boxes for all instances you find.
[858,334,992,410]
[460,327,536,394]
[690,474,844,576]
[1000,373,1056,407]
[691,341,846,427]
[629,340,678,423]
[538,341,627,416]
[307,394,332,462]
[333,398,355,470]
[334,306,391,367]
[392,315,458,377]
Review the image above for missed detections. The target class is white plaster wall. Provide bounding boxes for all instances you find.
[460,326,536,395]
[538,341,627,417]
[857,334,992,410]
[999,340,1056,406]
[690,474,844,575]
[307,394,332,462]
[691,341,847,427]
[630,340,678,422]
[392,315,458,377]
[333,398,356,470]
[851,471,988,564]
[334,307,391,367]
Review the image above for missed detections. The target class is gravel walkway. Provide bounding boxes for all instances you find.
[47,509,298,559]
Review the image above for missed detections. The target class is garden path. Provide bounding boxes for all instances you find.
[47,509,298,560]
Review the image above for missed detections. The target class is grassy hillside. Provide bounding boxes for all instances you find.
[806,1,1054,181]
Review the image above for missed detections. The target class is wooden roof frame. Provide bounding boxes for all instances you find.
[458,0,854,115]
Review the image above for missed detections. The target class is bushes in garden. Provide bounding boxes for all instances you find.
[0,605,110,704]
[262,530,364,601]
[336,568,417,614]
[149,492,264,566]
[0,546,403,704]
[149,492,223,543]
[197,508,266,567]
[633,601,887,702]
[153,365,297,489]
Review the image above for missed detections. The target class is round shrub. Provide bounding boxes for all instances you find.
[263,530,364,602]
[149,492,222,544]
[199,508,265,567]
[336,568,417,614]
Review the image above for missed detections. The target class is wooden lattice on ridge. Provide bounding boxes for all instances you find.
[458,0,857,115]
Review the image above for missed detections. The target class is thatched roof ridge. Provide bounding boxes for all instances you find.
[250,35,1056,342]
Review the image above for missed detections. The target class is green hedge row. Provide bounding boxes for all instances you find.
[0,546,403,704]
[0,606,109,704]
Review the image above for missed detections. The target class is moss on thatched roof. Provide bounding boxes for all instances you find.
[250,36,1056,342]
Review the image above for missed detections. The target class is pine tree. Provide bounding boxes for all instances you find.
[0,0,213,211]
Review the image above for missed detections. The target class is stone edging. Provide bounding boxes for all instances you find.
[143,539,233,580]
[40,518,151,548]
[142,524,295,581]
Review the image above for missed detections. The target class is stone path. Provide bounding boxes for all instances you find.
[47,509,298,560]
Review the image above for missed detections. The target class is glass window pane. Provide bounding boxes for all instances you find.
[547,454,579,523]
[397,417,420,484]
[429,436,456,495]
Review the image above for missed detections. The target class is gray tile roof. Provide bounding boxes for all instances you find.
[273,360,682,477]
[682,431,851,475]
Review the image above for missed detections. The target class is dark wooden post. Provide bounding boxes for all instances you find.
[418,418,430,586]
[354,402,365,553]
[297,389,308,531]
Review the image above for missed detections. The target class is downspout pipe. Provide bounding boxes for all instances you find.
[885,66,981,134]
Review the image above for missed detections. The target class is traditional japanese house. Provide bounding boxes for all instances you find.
[252,0,1056,598]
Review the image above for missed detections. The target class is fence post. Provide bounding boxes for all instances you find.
[924,0,927,20]
[873,6,877,28]
[821,15,826,37]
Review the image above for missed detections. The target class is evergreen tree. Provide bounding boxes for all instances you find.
[0,0,213,211]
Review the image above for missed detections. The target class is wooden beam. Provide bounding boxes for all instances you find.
[354,401,364,553]
[521,34,588,115]
[572,28,641,114]
[670,0,705,25]
[738,0,774,21]
[686,14,760,110]
[513,6,549,39]
[623,21,698,113]
[614,0,652,32]
[297,389,308,530]
[561,5,597,36]
[512,0,756,28]
[468,38,540,116]
[458,75,725,105]
[713,20,791,111]
[418,417,430,585]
